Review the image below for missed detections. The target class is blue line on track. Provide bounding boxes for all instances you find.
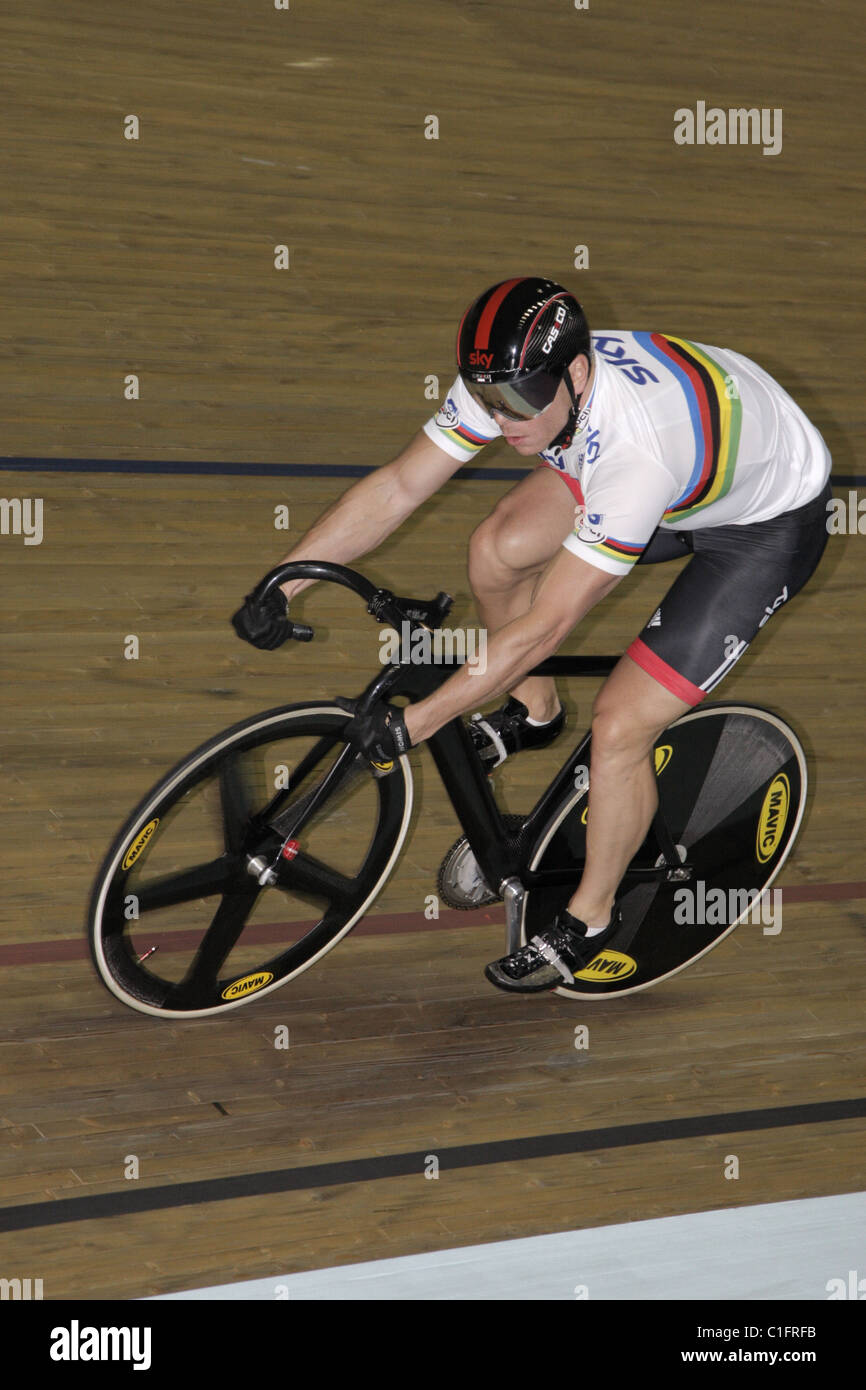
[1,458,861,486]
[0,457,528,481]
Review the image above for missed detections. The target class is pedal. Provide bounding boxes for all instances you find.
[654,844,691,881]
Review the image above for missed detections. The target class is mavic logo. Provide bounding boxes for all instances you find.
[221,971,274,1002]
[573,950,637,982]
[122,818,159,871]
[756,774,790,864]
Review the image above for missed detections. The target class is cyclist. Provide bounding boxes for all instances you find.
[232,277,832,993]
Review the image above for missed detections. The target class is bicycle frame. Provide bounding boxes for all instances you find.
[370,652,608,890]
[251,562,690,941]
[357,654,687,903]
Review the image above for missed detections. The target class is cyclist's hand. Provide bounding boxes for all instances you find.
[231,589,293,650]
[335,698,412,773]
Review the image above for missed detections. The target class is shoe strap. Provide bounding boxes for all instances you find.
[470,715,508,768]
[529,934,576,985]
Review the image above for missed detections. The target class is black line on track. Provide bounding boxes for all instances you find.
[2,1096,863,1234]
[1,456,864,487]
[0,457,526,482]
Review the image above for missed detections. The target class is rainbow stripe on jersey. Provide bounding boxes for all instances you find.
[435,419,495,456]
[588,536,645,566]
[634,333,743,521]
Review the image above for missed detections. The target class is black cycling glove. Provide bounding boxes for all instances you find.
[231,588,293,650]
[335,698,412,772]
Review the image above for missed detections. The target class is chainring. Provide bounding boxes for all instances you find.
[436,815,526,910]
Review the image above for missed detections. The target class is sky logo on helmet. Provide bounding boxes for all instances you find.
[469,350,494,368]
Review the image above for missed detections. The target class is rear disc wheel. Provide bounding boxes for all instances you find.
[521,704,807,999]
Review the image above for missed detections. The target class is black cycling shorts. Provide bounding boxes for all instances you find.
[625,480,832,704]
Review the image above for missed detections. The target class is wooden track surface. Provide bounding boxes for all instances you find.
[0,0,863,1299]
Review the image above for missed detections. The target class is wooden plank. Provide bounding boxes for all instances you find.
[0,0,863,1300]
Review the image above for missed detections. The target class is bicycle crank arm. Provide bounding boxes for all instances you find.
[500,877,527,955]
[524,860,693,890]
[622,862,693,884]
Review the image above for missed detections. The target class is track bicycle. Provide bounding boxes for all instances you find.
[88,561,807,1016]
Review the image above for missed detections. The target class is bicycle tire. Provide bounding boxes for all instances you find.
[88,703,413,1017]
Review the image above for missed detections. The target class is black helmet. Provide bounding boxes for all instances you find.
[456,277,591,431]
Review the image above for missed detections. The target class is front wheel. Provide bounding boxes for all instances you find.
[521,704,807,999]
[88,704,413,1017]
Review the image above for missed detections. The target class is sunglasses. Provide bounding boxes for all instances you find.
[462,368,563,423]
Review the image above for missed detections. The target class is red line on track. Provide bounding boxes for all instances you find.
[2,883,865,968]
[0,906,503,967]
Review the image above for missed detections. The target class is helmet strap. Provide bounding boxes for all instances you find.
[547,364,583,450]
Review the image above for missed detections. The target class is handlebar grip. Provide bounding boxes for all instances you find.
[289,622,314,643]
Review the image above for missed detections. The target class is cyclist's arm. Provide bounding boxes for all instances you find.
[404,450,679,741]
[404,545,622,744]
[276,431,465,603]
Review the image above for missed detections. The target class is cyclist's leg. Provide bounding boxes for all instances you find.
[565,482,832,930]
[566,657,691,927]
[627,482,831,702]
[468,464,577,720]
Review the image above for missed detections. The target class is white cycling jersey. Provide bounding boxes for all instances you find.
[422,332,831,576]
